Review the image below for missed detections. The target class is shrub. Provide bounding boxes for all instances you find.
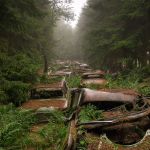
[6,81,30,106]
[39,122,67,150]
[28,110,68,150]
[0,53,39,105]
[67,75,81,88]
[0,105,36,150]
[1,54,39,83]
[39,75,63,84]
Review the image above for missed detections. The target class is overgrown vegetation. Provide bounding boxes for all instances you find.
[0,105,68,150]
[38,75,63,84]
[67,75,82,88]
[105,67,150,96]
[28,110,68,150]
[84,83,105,90]
[0,0,72,105]
[0,54,38,105]
[0,105,36,150]
[78,104,103,123]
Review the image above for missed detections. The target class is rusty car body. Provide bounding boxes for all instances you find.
[66,88,150,148]
[81,70,107,86]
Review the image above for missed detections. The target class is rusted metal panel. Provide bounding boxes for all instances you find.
[81,89,137,104]
[21,98,68,110]
[80,64,89,68]
[82,79,107,85]
[82,70,105,79]
[33,82,63,89]
[65,120,77,150]
[102,118,150,130]
[50,71,72,77]
[78,108,150,129]
[32,79,67,91]
[73,68,92,74]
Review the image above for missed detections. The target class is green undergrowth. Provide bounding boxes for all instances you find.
[0,104,36,150]
[0,105,68,150]
[28,110,68,150]
[0,53,40,106]
[78,104,103,123]
[105,67,150,96]
[85,83,105,90]
[49,64,65,73]
[66,75,81,88]
[38,75,63,84]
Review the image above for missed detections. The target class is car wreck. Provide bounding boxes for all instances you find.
[21,78,68,123]
[66,88,150,148]
[81,71,107,87]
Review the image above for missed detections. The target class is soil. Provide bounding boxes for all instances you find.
[21,99,67,109]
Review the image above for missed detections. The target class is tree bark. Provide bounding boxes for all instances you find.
[43,52,48,74]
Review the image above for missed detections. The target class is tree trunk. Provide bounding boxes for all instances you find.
[43,52,48,74]
[38,43,48,74]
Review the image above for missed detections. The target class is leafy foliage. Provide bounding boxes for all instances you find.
[0,105,36,150]
[67,75,81,88]
[0,53,38,105]
[78,104,103,123]
[0,0,72,104]
[27,110,68,150]
[39,75,63,84]
[39,122,67,150]
[76,0,150,71]
[105,68,150,96]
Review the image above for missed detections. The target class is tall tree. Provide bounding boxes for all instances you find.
[76,0,150,71]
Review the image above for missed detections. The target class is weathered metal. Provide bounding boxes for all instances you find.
[102,118,150,130]
[21,98,68,110]
[78,107,150,129]
[31,79,68,99]
[65,120,76,150]
[81,70,105,79]
[82,79,107,85]
[50,71,72,77]
[81,88,137,105]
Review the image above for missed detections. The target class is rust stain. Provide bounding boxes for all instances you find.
[32,82,63,89]
[21,99,67,110]
[82,89,137,104]
[82,79,107,85]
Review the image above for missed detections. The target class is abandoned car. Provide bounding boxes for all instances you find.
[66,88,150,149]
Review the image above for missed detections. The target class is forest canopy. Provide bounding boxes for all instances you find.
[0,0,72,105]
[76,0,150,71]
